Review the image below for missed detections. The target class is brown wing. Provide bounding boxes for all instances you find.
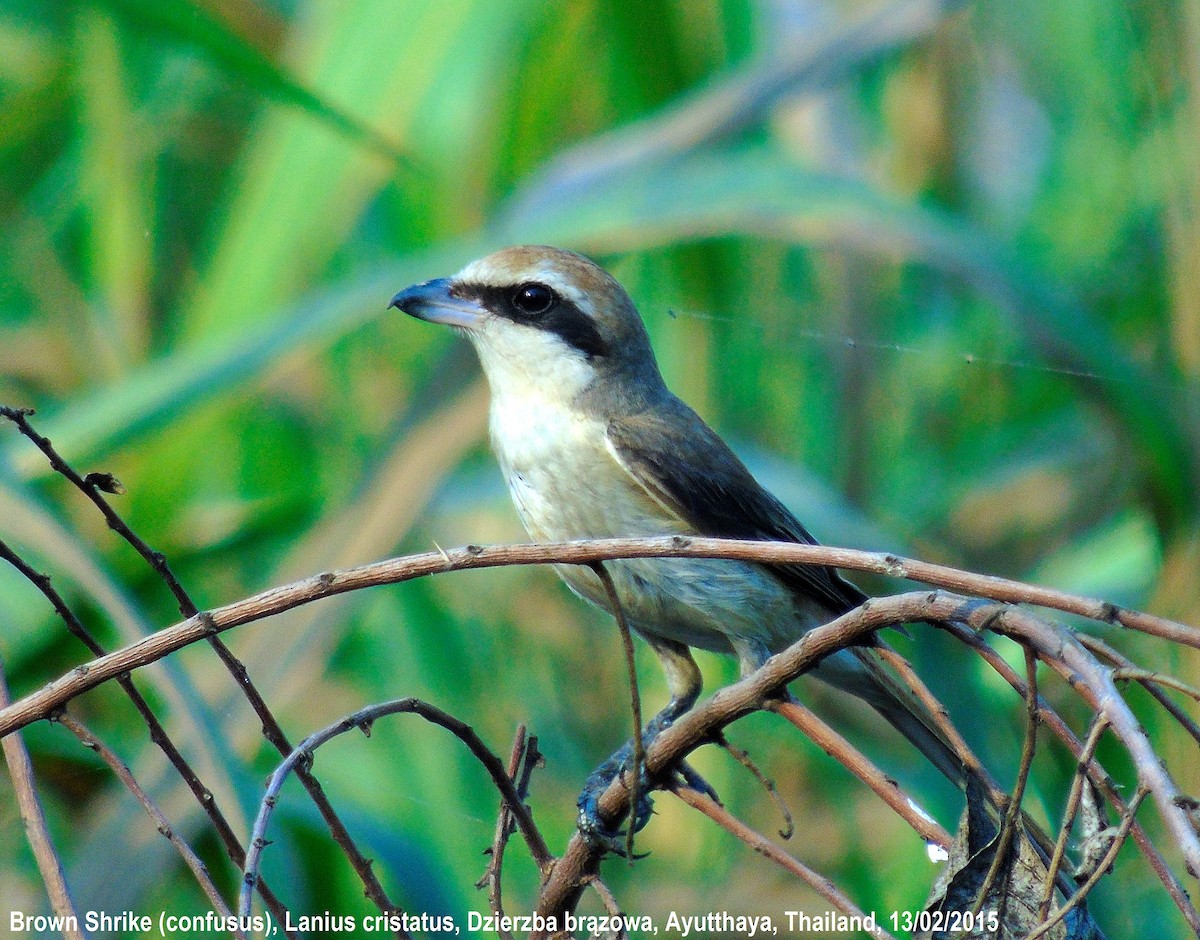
[606,398,867,615]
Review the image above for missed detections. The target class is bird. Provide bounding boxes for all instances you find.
[390,245,964,846]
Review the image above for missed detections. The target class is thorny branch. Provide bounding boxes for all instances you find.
[239,697,554,919]
[1,405,404,932]
[2,525,1197,934]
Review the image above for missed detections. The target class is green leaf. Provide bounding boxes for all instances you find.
[82,0,407,163]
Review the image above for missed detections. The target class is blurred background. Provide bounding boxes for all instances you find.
[1,0,1198,934]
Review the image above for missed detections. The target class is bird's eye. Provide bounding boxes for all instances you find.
[511,283,556,316]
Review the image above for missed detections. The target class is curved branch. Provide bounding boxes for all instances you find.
[2,536,1193,737]
[240,698,552,917]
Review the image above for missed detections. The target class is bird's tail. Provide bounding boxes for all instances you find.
[819,641,971,790]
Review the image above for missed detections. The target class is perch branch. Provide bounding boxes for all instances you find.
[7,535,1192,737]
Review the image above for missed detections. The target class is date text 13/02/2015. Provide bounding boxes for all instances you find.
[887,909,1000,934]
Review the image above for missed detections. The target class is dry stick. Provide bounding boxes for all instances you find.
[582,874,623,919]
[0,540,1195,923]
[770,698,951,849]
[1038,717,1111,922]
[3,536,1198,737]
[240,697,553,918]
[531,592,1200,936]
[972,649,1040,919]
[874,645,1000,795]
[1025,788,1151,940]
[987,606,1200,884]
[944,622,1200,934]
[0,407,399,927]
[880,641,1076,903]
[672,786,897,940]
[715,734,794,839]
[1077,633,1200,746]
[54,712,245,940]
[589,561,645,862]
[0,668,85,940]
[0,538,294,930]
[478,725,527,940]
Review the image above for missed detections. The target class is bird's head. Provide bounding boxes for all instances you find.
[390,246,664,406]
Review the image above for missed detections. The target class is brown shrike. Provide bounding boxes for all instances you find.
[391,245,962,846]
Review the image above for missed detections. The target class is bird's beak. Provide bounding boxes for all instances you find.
[389,277,482,329]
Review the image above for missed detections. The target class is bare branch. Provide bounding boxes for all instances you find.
[769,698,951,848]
[478,724,532,939]
[944,622,1200,931]
[6,535,1191,738]
[0,537,294,928]
[0,667,84,940]
[672,786,898,940]
[1025,788,1150,940]
[1039,716,1110,921]
[54,712,244,938]
[240,698,553,920]
[1,533,1196,932]
[716,734,793,840]
[1078,633,1200,745]
[973,648,1039,918]
[1,406,403,924]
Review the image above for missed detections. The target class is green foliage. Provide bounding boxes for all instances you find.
[1,0,1197,933]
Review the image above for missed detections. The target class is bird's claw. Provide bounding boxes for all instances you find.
[676,759,721,804]
[576,762,655,855]
[575,753,721,856]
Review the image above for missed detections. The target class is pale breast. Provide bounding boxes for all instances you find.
[487,391,808,667]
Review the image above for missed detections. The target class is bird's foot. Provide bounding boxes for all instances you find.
[576,733,721,856]
[576,740,654,856]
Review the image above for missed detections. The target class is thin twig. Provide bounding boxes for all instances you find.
[54,712,244,939]
[944,622,1200,932]
[580,874,628,939]
[874,644,1000,795]
[240,697,553,917]
[716,733,793,840]
[973,648,1040,917]
[0,666,84,940]
[1,406,402,927]
[1038,716,1111,921]
[770,698,951,848]
[1078,633,1200,746]
[1025,788,1150,940]
[0,537,294,929]
[672,786,898,940]
[477,724,527,940]
[590,561,644,861]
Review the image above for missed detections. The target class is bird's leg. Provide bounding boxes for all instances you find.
[578,637,713,851]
